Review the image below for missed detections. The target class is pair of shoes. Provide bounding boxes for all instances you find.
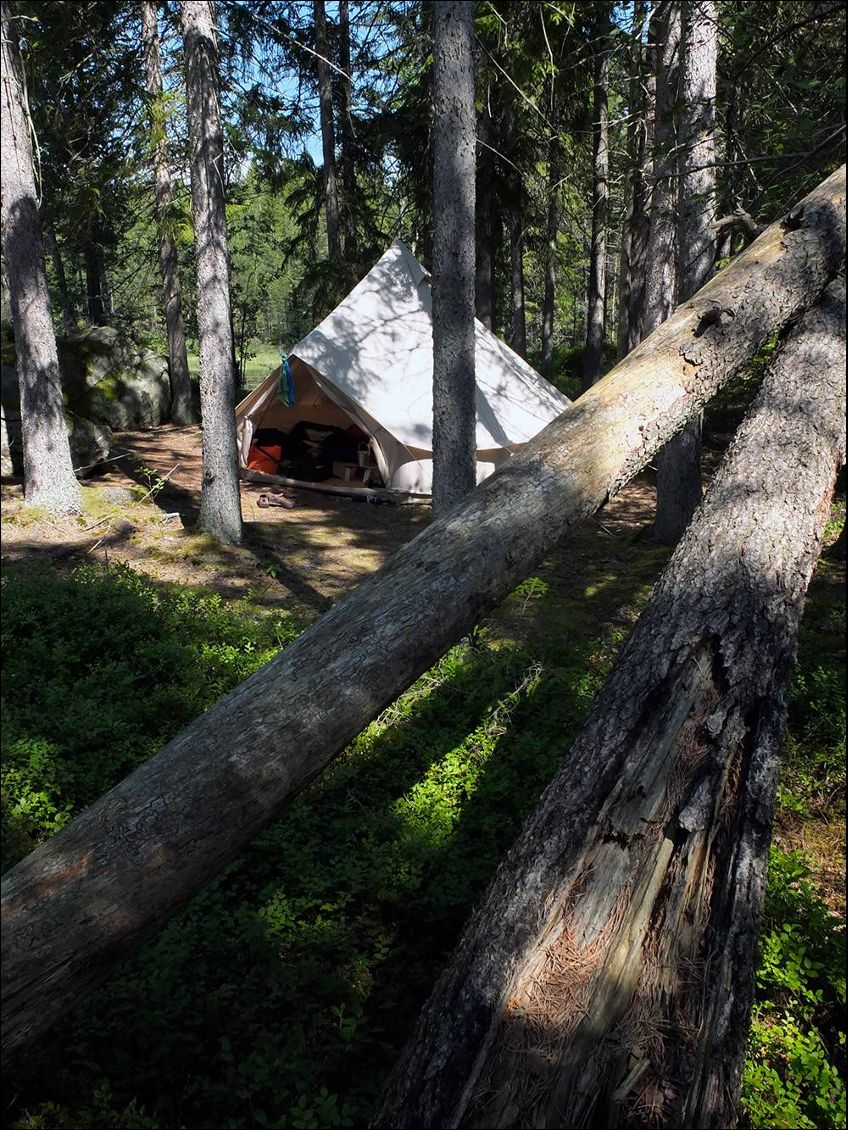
[257,492,296,510]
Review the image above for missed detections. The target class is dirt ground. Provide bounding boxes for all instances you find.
[0,424,659,616]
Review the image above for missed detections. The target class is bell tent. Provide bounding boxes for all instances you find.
[235,241,571,495]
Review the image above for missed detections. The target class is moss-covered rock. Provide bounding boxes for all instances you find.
[1,363,113,475]
[1,327,171,476]
[58,327,171,429]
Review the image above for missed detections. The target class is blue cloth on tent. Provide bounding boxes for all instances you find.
[277,355,295,406]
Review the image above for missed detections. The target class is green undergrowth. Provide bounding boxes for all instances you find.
[1,521,844,1128]
[740,552,847,1130]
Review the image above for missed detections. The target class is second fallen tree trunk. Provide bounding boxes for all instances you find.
[373,280,847,1129]
[2,167,845,1063]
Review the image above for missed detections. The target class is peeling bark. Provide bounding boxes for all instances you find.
[1,167,844,1064]
[374,277,846,1130]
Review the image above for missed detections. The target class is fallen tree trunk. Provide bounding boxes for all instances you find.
[1,167,845,1062]
[373,278,847,1129]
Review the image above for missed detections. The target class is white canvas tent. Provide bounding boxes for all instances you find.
[235,241,571,495]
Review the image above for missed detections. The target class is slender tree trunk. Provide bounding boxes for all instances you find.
[99,251,113,320]
[642,1,681,339]
[431,0,476,515]
[338,0,357,260]
[541,139,558,378]
[0,0,80,515]
[582,11,611,389]
[715,84,739,264]
[45,226,76,330]
[314,0,340,262]
[652,0,718,544]
[616,0,647,359]
[2,168,844,1064]
[625,18,654,355]
[84,241,106,325]
[475,94,495,330]
[180,0,243,544]
[373,278,847,1130]
[141,0,195,425]
[509,211,526,357]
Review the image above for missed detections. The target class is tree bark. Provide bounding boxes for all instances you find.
[2,167,844,1064]
[431,0,476,515]
[642,2,681,339]
[0,0,81,516]
[45,226,76,330]
[541,138,558,378]
[141,0,196,426]
[83,241,107,325]
[475,94,495,330]
[652,0,718,544]
[314,0,340,262]
[181,0,243,544]
[509,211,526,358]
[338,0,357,260]
[616,0,648,360]
[625,14,654,356]
[373,276,847,1130]
[715,85,739,265]
[582,10,611,389]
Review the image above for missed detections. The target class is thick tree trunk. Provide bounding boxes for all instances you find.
[509,211,526,358]
[0,0,80,516]
[338,0,357,260]
[582,12,611,389]
[181,0,243,544]
[45,226,76,330]
[2,167,844,1063]
[141,0,196,426]
[314,0,340,262]
[652,0,718,544]
[374,277,847,1130]
[431,0,476,515]
[541,138,558,378]
[642,2,681,339]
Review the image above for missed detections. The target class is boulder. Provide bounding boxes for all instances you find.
[1,363,114,476]
[66,414,114,472]
[58,327,171,429]
[1,366,23,476]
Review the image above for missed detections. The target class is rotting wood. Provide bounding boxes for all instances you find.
[372,278,847,1130]
[1,167,845,1064]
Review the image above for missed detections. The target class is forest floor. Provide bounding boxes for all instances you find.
[1,423,845,1130]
